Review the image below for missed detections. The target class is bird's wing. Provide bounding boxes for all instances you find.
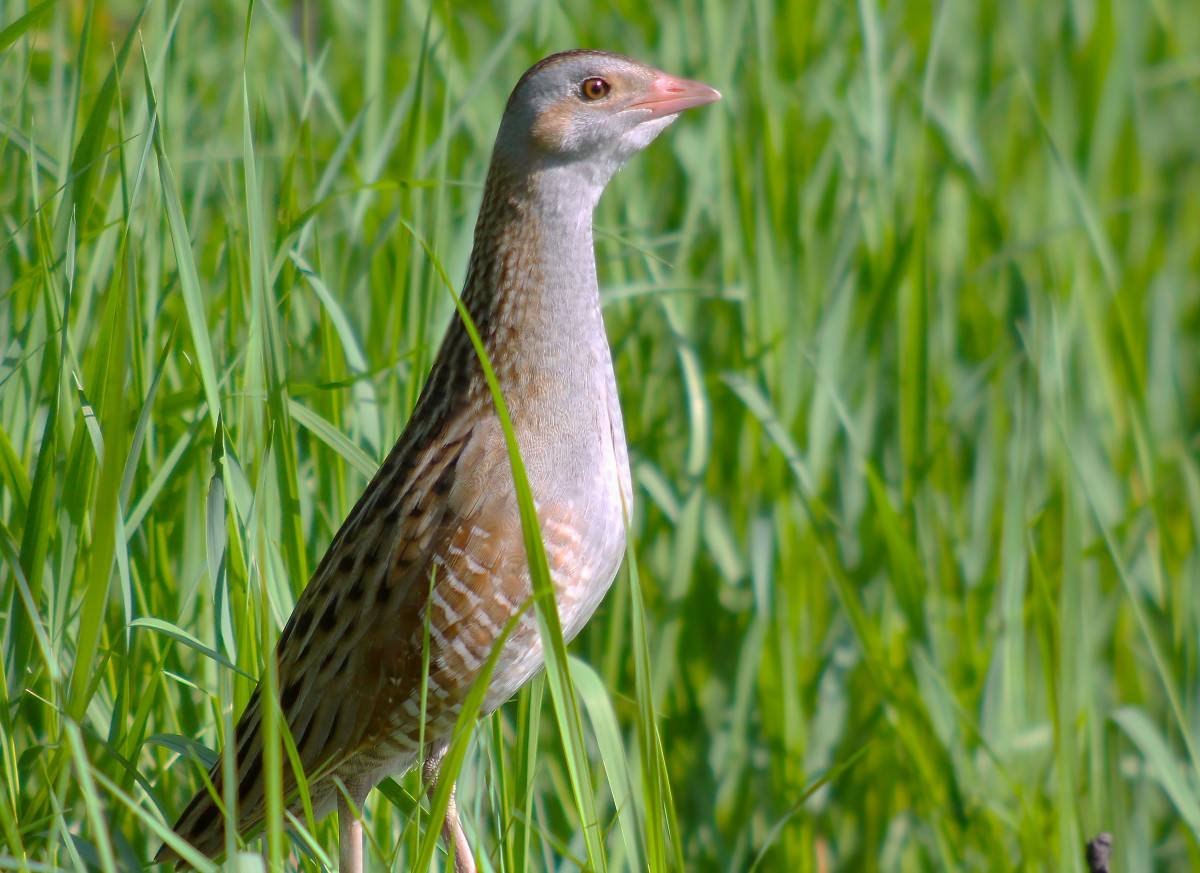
[161,329,501,861]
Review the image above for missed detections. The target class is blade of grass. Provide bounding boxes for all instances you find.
[141,43,222,431]
[570,656,643,871]
[0,0,57,54]
[63,721,116,873]
[399,215,608,872]
[414,595,531,872]
[66,223,131,722]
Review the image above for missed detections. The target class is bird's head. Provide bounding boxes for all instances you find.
[494,50,721,190]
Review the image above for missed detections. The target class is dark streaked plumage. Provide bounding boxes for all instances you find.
[158,49,720,872]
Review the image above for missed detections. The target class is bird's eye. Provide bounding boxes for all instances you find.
[580,77,611,101]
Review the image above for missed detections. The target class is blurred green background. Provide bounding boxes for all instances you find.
[2,0,1199,870]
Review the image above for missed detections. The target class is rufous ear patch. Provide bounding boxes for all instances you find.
[530,99,577,152]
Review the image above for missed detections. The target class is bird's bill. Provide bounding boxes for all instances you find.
[627,74,722,120]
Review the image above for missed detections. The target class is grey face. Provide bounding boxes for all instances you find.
[494,51,720,180]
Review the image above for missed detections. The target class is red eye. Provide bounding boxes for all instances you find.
[580,77,611,100]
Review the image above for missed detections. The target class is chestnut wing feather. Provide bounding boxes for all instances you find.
[161,394,482,860]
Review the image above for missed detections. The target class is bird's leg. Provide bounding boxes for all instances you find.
[337,781,366,873]
[423,744,477,873]
[442,787,476,873]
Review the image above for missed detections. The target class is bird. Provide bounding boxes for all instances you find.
[157,49,720,872]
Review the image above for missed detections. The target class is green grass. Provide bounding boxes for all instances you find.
[2,0,1199,870]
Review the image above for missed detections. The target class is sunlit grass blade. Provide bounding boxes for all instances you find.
[0,521,58,683]
[51,3,145,248]
[129,618,255,681]
[399,215,608,871]
[1112,707,1200,840]
[140,43,222,432]
[570,656,642,870]
[0,0,56,54]
[286,398,377,478]
[624,527,677,871]
[64,721,116,872]
[10,218,66,703]
[66,223,131,722]
[414,595,530,872]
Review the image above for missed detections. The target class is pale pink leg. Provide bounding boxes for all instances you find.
[423,746,476,873]
[337,784,365,873]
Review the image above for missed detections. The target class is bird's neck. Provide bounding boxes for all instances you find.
[461,160,606,349]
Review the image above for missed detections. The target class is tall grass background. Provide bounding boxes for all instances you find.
[2,0,1199,869]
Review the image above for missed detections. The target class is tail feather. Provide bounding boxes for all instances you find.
[155,757,255,865]
[155,772,344,866]
[156,690,269,865]
[155,783,229,865]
